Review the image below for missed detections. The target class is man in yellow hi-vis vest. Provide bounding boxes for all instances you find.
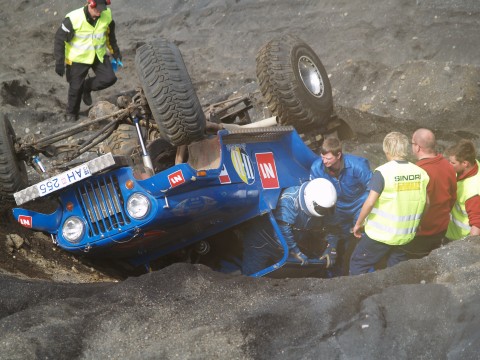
[445,139,480,241]
[350,132,430,275]
[54,0,121,121]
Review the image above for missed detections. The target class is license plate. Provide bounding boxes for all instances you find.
[36,164,92,197]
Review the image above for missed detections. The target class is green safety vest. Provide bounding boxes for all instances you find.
[446,160,480,241]
[65,8,112,65]
[365,161,429,245]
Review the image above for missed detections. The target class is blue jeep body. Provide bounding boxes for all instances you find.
[12,126,324,276]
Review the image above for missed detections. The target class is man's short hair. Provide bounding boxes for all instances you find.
[446,139,477,165]
[413,128,436,153]
[383,132,409,159]
[320,137,342,156]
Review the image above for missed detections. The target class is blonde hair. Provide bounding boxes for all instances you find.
[383,132,409,159]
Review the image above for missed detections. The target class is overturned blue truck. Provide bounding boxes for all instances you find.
[4,34,351,277]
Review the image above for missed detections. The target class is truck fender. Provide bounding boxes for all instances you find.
[12,207,63,234]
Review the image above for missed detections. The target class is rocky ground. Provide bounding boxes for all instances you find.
[1,0,480,358]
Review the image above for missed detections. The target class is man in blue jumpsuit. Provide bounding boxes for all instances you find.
[241,178,340,276]
[310,137,372,275]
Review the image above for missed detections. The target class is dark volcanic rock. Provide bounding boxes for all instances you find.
[1,238,479,359]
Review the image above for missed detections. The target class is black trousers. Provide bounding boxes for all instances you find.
[400,231,446,259]
[65,55,117,115]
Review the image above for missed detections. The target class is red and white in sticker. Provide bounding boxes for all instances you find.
[18,215,32,228]
[168,170,185,188]
[219,164,231,184]
[255,152,279,189]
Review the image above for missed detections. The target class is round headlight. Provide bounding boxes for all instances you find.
[127,193,151,219]
[62,216,85,243]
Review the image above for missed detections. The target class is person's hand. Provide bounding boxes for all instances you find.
[111,56,123,72]
[113,52,122,62]
[353,223,363,238]
[290,247,308,266]
[320,245,337,268]
[55,63,65,77]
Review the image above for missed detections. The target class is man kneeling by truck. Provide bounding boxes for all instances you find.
[239,178,341,277]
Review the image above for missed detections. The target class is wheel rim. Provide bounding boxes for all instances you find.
[298,55,325,98]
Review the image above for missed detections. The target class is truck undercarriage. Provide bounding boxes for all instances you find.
[3,34,353,277]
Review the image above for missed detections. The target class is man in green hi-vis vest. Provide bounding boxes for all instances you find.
[350,132,430,275]
[54,0,122,121]
[445,139,480,241]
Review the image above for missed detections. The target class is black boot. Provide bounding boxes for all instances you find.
[82,86,92,106]
[65,113,79,122]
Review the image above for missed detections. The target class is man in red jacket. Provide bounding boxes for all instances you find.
[402,128,457,258]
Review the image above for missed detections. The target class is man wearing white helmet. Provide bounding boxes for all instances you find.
[240,178,340,276]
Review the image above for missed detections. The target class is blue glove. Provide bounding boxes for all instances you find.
[320,245,337,268]
[290,247,308,266]
[111,58,123,72]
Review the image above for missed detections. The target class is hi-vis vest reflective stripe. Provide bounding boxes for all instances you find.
[446,160,480,241]
[365,161,429,245]
[65,8,112,65]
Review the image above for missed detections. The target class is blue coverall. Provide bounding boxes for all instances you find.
[310,153,372,273]
[240,185,339,276]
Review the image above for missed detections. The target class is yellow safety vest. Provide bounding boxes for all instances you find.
[365,161,429,245]
[65,8,112,65]
[446,160,480,241]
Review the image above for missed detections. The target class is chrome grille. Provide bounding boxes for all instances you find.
[76,175,130,236]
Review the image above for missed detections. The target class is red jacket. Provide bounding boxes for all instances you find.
[417,155,457,236]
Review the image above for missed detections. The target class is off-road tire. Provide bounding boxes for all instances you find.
[256,34,333,131]
[135,38,206,146]
[0,114,28,210]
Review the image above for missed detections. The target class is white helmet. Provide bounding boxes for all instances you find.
[299,178,337,217]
